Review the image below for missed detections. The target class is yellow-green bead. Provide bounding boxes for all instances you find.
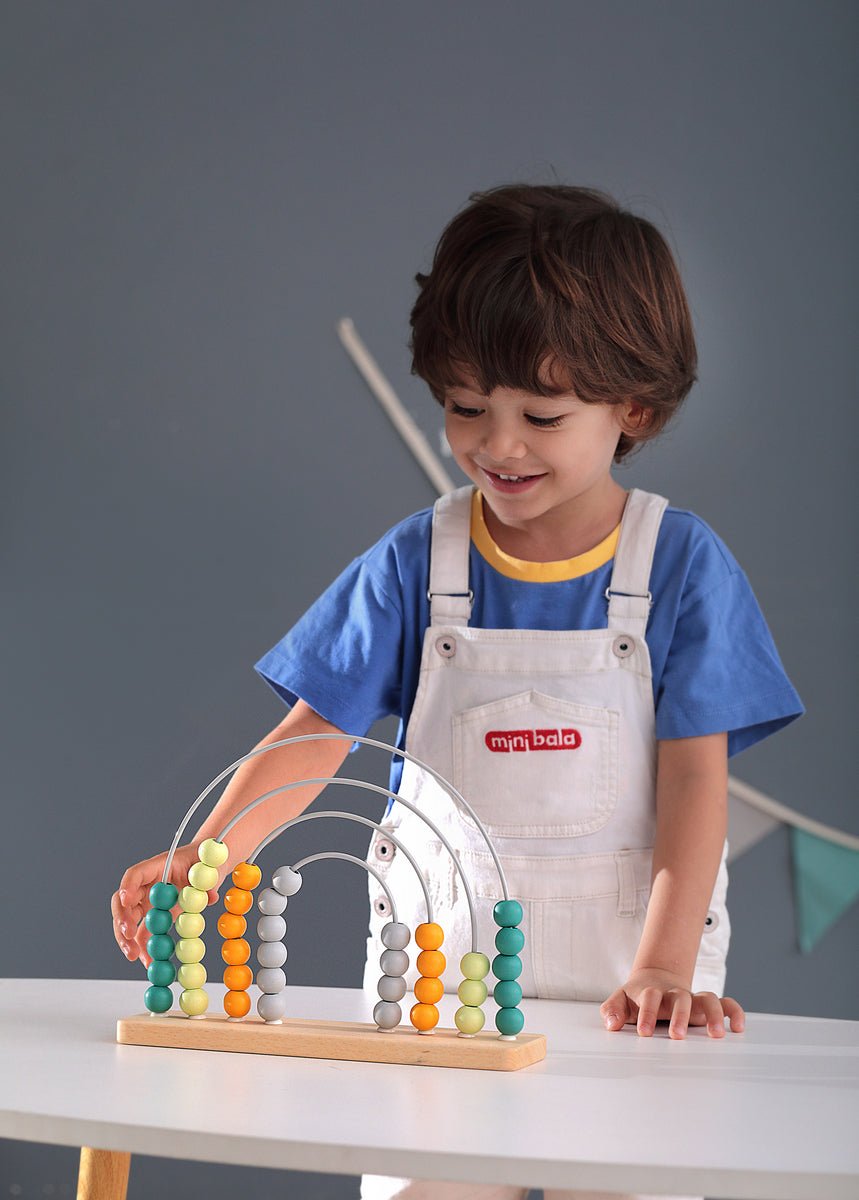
[198,838,229,868]
[176,937,205,964]
[188,861,219,891]
[460,952,490,980]
[455,1005,486,1034]
[177,961,207,989]
[458,978,488,1007]
[179,885,208,914]
[175,911,205,939]
[179,988,209,1017]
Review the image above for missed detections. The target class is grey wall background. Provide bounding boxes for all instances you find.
[2,1,856,1196]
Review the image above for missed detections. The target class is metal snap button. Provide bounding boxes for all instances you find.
[612,635,635,658]
[373,896,390,917]
[436,636,456,658]
[704,909,720,932]
[373,838,396,862]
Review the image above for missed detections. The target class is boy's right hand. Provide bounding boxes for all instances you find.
[111,843,223,969]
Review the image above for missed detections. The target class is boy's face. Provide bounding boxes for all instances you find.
[443,374,634,541]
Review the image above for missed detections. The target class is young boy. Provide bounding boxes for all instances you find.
[112,183,803,1198]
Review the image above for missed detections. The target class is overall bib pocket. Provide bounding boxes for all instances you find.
[452,689,620,838]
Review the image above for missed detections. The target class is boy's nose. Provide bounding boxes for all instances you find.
[480,424,529,463]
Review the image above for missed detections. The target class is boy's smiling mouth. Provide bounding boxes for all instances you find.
[479,466,547,493]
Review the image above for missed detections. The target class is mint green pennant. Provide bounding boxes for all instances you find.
[790,827,859,953]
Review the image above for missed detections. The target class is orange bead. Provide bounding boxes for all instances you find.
[221,937,250,965]
[217,912,247,939]
[223,964,253,991]
[415,922,444,951]
[232,862,262,890]
[416,949,446,978]
[410,1002,439,1032]
[224,887,252,915]
[224,989,251,1018]
[414,976,444,1004]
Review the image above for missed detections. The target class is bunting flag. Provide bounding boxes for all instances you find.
[338,317,859,955]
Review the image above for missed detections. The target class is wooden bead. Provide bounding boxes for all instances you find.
[493,953,522,981]
[176,937,205,964]
[223,965,252,991]
[257,915,286,942]
[258,887,287,915]
[415,922,444,951]
[198,838,228,868]
[455,1005,486,1035]
[374,1001,402,1030]
[179,886,208,914]
[495,926,525,956]
[409,1002,439,1032]
[149,882,178,910]
[272,866,302,896]
[493,980,523,1009]
[144,985,172,1014]
[496,1006,525,1036]
[217,912,246,939]
[224,887,252,915]
[460,952,490,980]
[416,949,445,979]
[380,948,409,977]
[144,908,172,936]
[188,862,218,892]
[493,899,523,927]
[256,967,286,994]
[232,862,262,889]
[224,989,251,1018]
[380,921,410,950]
[258,992,287,1023]
[257,941,287,969]
[457,978,487,1007]
[147,960,175,987]
[377,974,407,1002]
[176,911,205,939]
[177,962,206,990]
[146,934,174,962]
[221,937,250,965]
[414,976,444,1005]
[179,988,209,1017]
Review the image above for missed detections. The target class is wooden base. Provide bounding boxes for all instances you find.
[77,1147,131,1200]
[117,1011,546,1071]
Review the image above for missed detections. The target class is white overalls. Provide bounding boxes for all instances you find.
[361,485,729,1200]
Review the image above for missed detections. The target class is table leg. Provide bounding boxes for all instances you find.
[76,1147,131,1200]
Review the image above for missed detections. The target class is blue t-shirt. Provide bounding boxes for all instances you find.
[255,493,804,794]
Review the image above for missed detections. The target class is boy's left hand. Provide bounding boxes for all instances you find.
[600,967,745,1039]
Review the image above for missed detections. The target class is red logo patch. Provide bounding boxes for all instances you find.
[484,728,582,753]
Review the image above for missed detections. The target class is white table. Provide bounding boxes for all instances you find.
[1,978,857,1199]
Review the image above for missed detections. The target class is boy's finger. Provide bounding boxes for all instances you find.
[636,987,662,1036]
[721,995,746,1032]
[600,988,629,1030]
[668,991,692,1040]
[697,992,726,1037]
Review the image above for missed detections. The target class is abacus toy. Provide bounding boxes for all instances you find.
[117,735,546,1071]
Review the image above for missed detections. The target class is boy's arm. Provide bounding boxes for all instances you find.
[600,732,745,1039]
[113,700,354,965]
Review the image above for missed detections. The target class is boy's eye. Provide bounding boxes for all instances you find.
[448,401,482,418]
[525,413,565,428]
[447,401,565,429]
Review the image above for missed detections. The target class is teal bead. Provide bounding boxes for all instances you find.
[147,959,176,987]
[493,899,523,927]
[496,1005,525,1036]
[150,882,178,910]
[144,985,173,1014]
[146,933,175,961]
[493,980,523,1008]
[495,926,525,955]
[493,953,522,981]
[145,908,173,935]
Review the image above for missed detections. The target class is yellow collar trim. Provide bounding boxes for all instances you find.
[470,489,620,582]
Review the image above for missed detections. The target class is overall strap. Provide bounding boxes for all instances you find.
[428,485,474,626]
[606,489,669,636]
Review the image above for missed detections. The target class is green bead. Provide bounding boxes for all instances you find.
[455,1005,486,1034]
[179,988,209,1017]
[460,952,490,980]
[457,978,488,1007]
[493,900,523,928]
[147,959,176,987]
[188,861,219,891]
[175,937,205,964]
[496,1006,525,1036]
[147,933,175,961]
[493,953,522,981]
[495,926,525,955]
[493,980,523,1009]
[149,882,178,910]
[145,908,173,935]
[198,838,229,868]
[175,911,205,939]
[144,985,173,1014]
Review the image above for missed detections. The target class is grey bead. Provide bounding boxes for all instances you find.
[381,921,410,950]
[373,1000,402,1030]
[257,992,288,1023]
[257,941,287,969]
[377,974,407,1002]
[258,887,288,915]
[256,967,287,994]
[380,948,409,977]
[272,866,303,897]
[257,914,287,942]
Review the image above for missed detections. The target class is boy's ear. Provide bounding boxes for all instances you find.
[620,401,651,435]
